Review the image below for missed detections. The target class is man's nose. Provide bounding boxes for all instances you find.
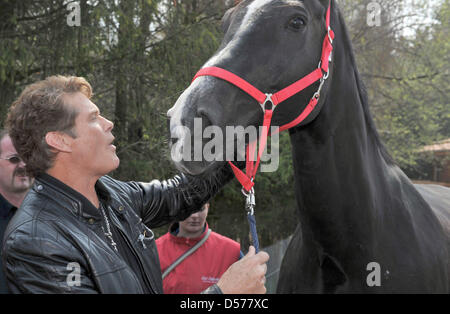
[17,159,26,168]
[103,117,114,131]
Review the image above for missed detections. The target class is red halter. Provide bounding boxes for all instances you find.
[191,1,335,192]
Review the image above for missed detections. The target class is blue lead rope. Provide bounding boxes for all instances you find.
[247,211,260,253]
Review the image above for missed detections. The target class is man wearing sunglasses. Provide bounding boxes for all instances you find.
[0,129,33,294]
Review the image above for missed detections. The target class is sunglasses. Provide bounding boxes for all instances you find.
[0,155,22,164]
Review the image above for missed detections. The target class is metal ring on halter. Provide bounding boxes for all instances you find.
[259,93,275,112]
[241,187,255,197]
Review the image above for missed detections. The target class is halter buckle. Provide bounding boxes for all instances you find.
[313,72,328,100]
[260,93,275,112]
[327,26,333,44]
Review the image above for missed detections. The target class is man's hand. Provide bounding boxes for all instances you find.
[217,246,269,294]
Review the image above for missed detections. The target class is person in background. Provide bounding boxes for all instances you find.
[156,202,243,294]
[0,130,33,294]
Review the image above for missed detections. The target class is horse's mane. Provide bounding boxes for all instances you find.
[334,5,395,165]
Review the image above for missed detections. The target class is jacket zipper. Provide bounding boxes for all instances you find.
[102,205,156,294]
[115,223,156,294]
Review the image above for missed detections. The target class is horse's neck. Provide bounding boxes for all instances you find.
[279,7,447,292]
[288,56,406,256]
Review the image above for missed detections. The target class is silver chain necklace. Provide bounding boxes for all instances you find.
[100,205,118,252]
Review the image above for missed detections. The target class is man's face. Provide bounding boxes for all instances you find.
[64,92,120,177]
[0,135,33,194]
[179,204,209,235]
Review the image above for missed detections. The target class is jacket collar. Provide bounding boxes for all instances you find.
[35,173,111,221]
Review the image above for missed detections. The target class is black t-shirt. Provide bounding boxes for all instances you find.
[99,202,151,293]
[0,193,16,294]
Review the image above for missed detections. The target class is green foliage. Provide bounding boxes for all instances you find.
[347,0,449,172]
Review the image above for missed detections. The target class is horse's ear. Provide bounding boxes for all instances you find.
[221,6,236,33]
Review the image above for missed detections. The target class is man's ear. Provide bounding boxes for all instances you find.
[45,131,73,153]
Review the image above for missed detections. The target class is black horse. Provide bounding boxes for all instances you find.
[168,0,449,293]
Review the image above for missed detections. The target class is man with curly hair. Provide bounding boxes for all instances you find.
[2,75,268,294]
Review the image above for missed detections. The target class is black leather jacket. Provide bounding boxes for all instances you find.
[2,172,229,294]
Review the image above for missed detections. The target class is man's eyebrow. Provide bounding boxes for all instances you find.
[89,108,100,116]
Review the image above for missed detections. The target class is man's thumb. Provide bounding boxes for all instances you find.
[245,245,256,258]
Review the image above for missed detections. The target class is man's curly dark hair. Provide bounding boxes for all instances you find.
[6,75,92,177]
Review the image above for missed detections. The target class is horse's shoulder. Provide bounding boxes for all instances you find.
[414,184,450,238]
[414,184,450,215]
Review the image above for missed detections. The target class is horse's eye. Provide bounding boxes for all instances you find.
[288,16,306,30]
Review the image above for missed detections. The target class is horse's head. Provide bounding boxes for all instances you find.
[168,0,335,175]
